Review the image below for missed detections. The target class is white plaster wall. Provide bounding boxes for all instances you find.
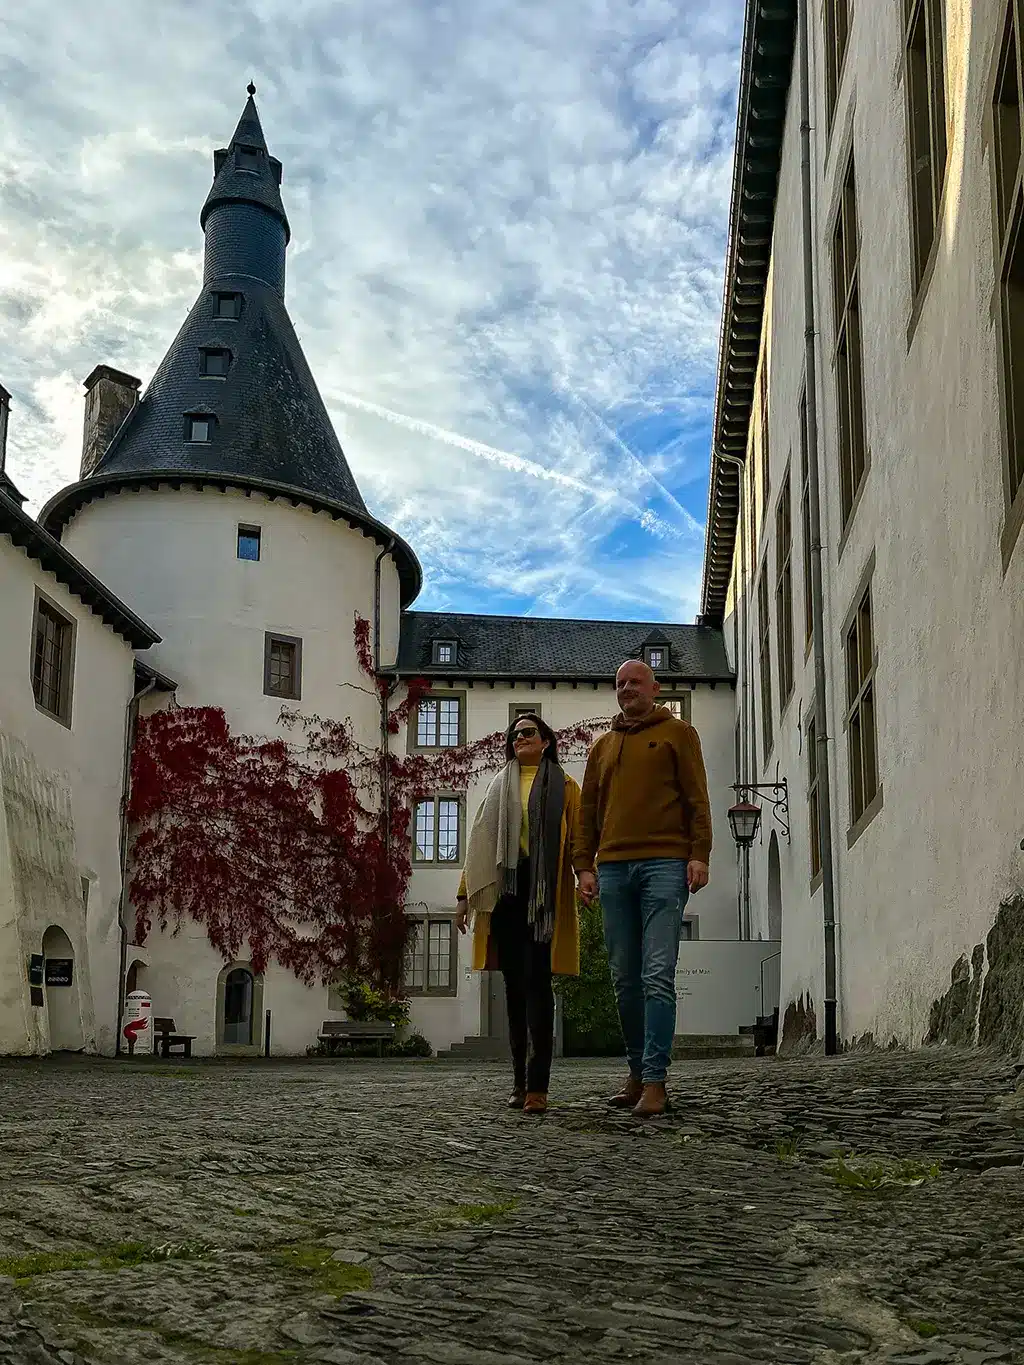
[725,0,1024,1047]
[0,536,136,1056]
[404,678,739,1051]
[62,486,404,1054]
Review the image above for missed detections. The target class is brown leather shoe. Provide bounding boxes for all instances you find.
[607,1074,643,1108]
[507,1089,526,1109]
[632,1082,668,1118]
[522,1091,548,1115]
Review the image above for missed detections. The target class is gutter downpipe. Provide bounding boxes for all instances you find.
[114,673,157,1056]
[798,0,839,1055]
[373,537,397,850]
[716,448,750,940]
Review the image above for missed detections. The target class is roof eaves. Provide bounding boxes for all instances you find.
[0,489,161,650]
[700,0,798,625]
[38,469,423,609]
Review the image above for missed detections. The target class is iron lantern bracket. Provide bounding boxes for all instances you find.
[730,770,790,844]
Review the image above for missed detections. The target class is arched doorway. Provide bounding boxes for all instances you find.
[223,967,254,1045]
[767,832,783,943]
[42,925,84,1052]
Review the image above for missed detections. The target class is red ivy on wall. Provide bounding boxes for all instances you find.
[127,614,608,988]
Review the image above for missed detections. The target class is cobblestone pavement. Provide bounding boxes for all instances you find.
[1,1051,1023,1365]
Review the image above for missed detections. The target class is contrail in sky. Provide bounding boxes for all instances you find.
[331,389,603,499]
[557,382,702,535]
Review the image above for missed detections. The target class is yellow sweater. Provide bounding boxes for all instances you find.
[457,772,582,977]
[519,765,538,852]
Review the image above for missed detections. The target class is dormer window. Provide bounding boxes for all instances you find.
[432,640,457,666]
[237,145,260,173]
[644,646,666,671]
[186,414,214,444]
[214,292,242,320]
[201,348,230,378]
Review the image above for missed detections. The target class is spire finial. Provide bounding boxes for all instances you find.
[247,81,256,96]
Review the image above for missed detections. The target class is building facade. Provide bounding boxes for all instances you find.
[0,404,161,1057]
[0,92,741,1057]
[703,0,1024,1054]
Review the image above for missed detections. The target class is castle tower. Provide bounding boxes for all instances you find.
[42,87,419,718]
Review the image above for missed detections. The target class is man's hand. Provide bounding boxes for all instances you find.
[687,860,709,894]
[577,871,598,905]
[455,901,469,934]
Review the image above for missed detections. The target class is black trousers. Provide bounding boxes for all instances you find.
[492,858,555,1094]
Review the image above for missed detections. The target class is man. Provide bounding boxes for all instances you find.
[574,659,712,1118]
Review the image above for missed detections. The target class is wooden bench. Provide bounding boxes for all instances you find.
[318,1020,397,1058]
[153,1017,196,1059]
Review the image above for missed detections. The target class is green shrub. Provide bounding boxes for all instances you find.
[557,898,622,1056]
[339,979,410,1027]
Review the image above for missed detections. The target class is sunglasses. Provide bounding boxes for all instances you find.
[513,726,540,740]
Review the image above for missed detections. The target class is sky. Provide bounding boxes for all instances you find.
[0,0,744,624]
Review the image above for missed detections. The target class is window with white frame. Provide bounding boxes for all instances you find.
[432,640,456,665]
[404,916,457,995]
[415,695,461,747]
[413,796,462,863]
[660,695,691,723]
[644,645,666,670]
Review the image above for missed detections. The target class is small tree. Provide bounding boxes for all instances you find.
[558,898,622,1056]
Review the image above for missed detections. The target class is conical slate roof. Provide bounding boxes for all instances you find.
[42,89,421,605]
[201,94,290,241]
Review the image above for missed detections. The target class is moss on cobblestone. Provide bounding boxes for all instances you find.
[270,1242,372,1297]
[450,1198,520,1223]
[0,1240,221,1288]
[907,1318,941,1337]
[826,1155,941,1191]
[0,1249,94,1284]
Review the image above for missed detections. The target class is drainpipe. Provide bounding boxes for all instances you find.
[717,447,751,940]
[798,0,839,1055]
[373,537,396,850]
[114,673,157,1055]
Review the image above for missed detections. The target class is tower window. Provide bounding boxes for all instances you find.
[187,415,213,443]
[200,348,230,378]
[237,525,261,561]
[237,146,260,172]
[214,292,242,320]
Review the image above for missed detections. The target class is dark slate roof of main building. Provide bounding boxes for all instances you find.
[396,611,733,683]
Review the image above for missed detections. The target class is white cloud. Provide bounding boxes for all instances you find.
[0,0,743,621]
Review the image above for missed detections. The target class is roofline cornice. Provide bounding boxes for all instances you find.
[0,489,161,649]
[700,0,798,624]
[39,470,423,608]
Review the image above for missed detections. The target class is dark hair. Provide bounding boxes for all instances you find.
[504,712,559,764]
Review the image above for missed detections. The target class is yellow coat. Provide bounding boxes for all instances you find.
[457,774,581,978]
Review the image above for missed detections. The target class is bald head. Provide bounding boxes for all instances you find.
[615,659,660,721]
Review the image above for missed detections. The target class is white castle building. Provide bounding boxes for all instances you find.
[0,93,743,1059]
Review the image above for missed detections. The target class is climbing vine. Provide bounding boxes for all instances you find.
[127,615,609,990]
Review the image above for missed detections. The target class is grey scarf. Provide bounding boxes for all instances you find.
[472,758,563,945]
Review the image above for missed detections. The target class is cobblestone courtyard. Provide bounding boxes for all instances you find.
[1,1051,1023,1365]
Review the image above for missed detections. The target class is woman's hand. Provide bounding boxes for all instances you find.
[455,900,469,934]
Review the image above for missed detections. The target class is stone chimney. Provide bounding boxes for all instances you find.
[81,366,141,479]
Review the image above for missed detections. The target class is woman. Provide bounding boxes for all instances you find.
[455,713,581,1115]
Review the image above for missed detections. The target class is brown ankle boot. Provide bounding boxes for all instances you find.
[607,1074,643,1108]
[632,1082,668,1118]
[522,1091,548,1115]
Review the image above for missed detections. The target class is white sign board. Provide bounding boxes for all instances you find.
[675,940,781,1036]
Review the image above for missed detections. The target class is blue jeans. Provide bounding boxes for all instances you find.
[599,859,689,1084]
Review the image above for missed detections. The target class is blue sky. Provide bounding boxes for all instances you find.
[0,0,745,623]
